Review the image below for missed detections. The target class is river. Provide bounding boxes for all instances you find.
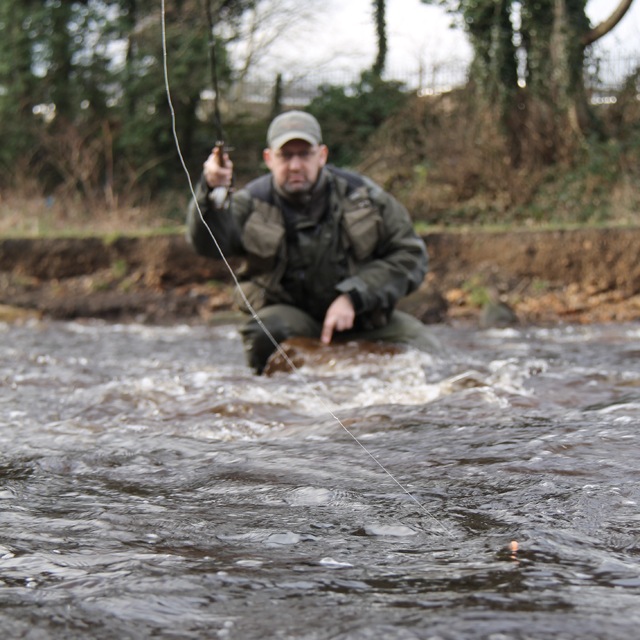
[1,319,639,639]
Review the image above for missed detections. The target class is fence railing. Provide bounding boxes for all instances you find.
[225,54,639,109]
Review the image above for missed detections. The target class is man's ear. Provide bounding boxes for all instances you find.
[318,144,329,167]
[263,147,273,170]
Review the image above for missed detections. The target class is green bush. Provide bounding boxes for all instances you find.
[307,71,408,167]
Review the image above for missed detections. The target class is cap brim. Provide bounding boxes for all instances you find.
[269,131,319,150]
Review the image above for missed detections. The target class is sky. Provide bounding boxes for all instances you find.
[251,0,640,83]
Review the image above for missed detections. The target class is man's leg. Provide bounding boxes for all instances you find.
[240,304,321,374]
[346,310,442,354]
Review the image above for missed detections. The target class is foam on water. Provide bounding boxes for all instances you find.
[2,320,640,639]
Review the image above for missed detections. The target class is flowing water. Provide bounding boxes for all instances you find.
[1,318,639,639]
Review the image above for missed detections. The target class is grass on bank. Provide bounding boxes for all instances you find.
[0,188,185,239]
[2,187,638,240]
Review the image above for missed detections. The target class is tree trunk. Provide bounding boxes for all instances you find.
[549,0,594,141]
[372,0,387,77]
[512,0,593,161]
[49,2,75,120]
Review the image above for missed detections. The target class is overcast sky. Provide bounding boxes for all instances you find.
[254,0,640,79]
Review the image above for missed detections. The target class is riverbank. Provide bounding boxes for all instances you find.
[1,227,639,326]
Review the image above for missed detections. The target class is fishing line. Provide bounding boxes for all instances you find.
[159,0,449,536]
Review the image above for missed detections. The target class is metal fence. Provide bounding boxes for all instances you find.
[585,54,640,101]
[229,54,639,109]
[233,61,470,107]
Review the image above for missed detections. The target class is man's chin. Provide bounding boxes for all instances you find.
[283,182,312,195]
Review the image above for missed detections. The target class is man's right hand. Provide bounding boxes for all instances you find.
[321,294,356,344]
[203,145,233,189]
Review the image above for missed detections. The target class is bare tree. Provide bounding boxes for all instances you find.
[220,0,330,100]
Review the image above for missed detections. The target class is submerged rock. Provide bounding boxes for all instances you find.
[262,337,407,376]
[479,300,519,328]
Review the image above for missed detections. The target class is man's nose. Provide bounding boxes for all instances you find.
[289,155,303,169]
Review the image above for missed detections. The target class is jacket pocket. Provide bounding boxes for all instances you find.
[243,210,285,260]
[342,205,381,261]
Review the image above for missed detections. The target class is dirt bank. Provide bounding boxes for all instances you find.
[1,227,639,326]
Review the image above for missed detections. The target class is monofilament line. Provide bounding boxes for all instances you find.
[159,0,449,536]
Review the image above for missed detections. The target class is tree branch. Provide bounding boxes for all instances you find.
[582,0,634,47]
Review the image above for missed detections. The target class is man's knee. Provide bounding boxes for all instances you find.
[390,311,442,353]
[240,305,320,373]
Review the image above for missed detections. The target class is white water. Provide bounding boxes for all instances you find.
[1,319,639,639]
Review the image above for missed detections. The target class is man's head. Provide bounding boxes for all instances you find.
[263,110,328,196]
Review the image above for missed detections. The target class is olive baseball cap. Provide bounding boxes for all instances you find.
[267,110,322,149]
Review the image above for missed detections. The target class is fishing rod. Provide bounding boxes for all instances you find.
[204,0,228,166]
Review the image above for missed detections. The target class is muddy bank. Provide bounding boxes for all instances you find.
[1,227,639,325]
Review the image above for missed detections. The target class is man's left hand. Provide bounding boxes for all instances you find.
[321,294,355,344]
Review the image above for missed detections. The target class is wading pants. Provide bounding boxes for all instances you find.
[239,304,441,374]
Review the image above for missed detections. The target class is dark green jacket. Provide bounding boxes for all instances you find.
[186,166,428,328]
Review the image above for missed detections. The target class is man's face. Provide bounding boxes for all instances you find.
[264,139,328,195]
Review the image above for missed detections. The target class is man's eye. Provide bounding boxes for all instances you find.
[278,150,314,161]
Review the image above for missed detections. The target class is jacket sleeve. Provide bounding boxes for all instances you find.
[185,176,251,259]
[335,185,428,314]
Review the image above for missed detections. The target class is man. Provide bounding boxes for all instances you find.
[187,110,438,373]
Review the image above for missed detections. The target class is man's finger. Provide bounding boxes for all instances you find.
[320,318,335,344]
